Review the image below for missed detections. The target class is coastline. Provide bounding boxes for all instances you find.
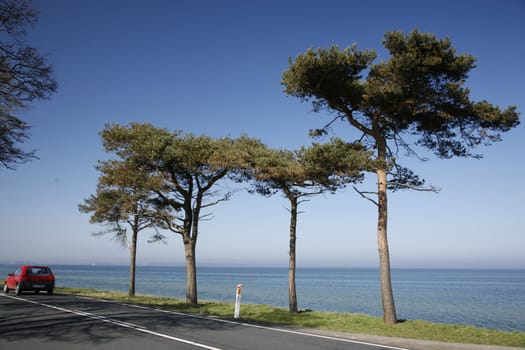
[2,264,524,333]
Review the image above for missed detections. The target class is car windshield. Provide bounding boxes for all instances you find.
[27,267,51,275]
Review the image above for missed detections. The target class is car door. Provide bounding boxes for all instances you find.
[7,267,22,289]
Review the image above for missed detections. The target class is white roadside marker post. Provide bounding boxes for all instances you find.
[234,284,243,319]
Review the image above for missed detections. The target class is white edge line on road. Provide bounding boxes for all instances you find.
[99,296,411,350]
[2,294,223,350]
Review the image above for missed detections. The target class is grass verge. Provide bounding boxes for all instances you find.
[54,286,525,348]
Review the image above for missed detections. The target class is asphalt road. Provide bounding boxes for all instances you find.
[0,292,409,350]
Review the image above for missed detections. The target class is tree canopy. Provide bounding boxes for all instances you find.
[0,0,57,170]
[80,160,166,237]
[99,122,265,304]
[252,138,372,197]
[79,155,169,296]
[283,30,519,162]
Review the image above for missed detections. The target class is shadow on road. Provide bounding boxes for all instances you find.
[0,293,242,346]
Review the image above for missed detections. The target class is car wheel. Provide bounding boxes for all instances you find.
[15,283,22,295]
[3,284,8,293]
[47,288,53,295]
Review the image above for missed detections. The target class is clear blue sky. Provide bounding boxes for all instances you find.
[1,0,524,268]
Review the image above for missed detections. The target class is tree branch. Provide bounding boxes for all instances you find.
[200,191,233,209]
[308,114,344,137]
[386,181,440,193]
[353,186,379,206]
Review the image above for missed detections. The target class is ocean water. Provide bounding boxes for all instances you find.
[1,264,523,332]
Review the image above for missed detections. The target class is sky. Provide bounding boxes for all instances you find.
[1,0,524,269]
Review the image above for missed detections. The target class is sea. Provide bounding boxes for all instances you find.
[1,264,523,332]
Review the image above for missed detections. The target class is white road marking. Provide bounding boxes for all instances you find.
[2,293,410,350]
[2,294,223,350]
[87,296,411,350]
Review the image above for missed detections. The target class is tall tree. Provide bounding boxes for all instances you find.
[100,123,262,304]
[282,30,519,324]
[251,139,372,312]
[79,159,167,296]
[0,0,57,169]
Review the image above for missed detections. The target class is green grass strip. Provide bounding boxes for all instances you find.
[54,287,525,347]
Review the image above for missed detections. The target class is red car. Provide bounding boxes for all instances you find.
[3,265,55,295]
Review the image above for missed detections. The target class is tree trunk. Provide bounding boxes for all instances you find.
[376,138,398,324]
[184,238,198,304]
[288,197,298,313]
[129,220,138,297]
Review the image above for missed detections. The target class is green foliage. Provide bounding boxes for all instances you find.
[251,138,373,198]
[100,123,266,190]
[79,158,167,245]
[97,123,250,235]
[282,29,520,161]
[283,45,376,111]
[98,123,267,236]
[300,139,372,189]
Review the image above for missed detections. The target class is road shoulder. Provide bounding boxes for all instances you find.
[300,328,525,350]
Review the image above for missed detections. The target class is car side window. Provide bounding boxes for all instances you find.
[14,267,22,276]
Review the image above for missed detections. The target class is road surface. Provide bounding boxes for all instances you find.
[0,292,408,350]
